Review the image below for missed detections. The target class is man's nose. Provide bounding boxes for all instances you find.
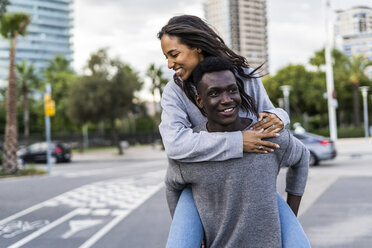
[221,92,233,104]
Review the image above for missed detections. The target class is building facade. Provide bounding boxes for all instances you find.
[335,6,372,79]
[204,0,268,75]
[0,0,73,84]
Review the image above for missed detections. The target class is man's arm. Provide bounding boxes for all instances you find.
[279,130,310,215]
[164,159,187,217]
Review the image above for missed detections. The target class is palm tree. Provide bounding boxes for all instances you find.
[1,12,30,173]
[345,55,372,127]
[146,64,168,102]
[16,60,39,137]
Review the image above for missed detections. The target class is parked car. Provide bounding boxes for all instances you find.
[291,131,337,166]
[17,141,71,164]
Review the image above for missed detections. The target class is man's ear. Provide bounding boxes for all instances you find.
[195,93,203,109]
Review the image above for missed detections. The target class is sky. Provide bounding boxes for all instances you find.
[72,0,371,100]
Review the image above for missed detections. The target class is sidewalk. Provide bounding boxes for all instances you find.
[71,145,167,161]
[335,137,372,156]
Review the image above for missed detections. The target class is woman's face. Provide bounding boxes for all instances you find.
[161,34,204,81]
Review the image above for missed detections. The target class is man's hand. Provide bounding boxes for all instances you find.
[252,112,284,133]
[287,194,302,217]
[242,129,280,153]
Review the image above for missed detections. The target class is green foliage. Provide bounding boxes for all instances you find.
[310,126,365,138]
[0,12,30,38]
[16,60,41,91]
[146,63,168,98]
[135,116,156,132]
[66,49,143,127]
[44,55,78,133]
[309,48,372,126]
[263,64,327,117]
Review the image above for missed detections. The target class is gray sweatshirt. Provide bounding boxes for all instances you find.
[165,126,309,248]
[159,68,290,163]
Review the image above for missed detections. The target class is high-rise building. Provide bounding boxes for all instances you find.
[204,0,268,75]
[335,6,372,79]
[0,0,73,84]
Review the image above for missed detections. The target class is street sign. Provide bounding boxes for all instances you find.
[44,93,55,116]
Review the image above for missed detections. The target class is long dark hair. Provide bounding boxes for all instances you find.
[158,15,261,116]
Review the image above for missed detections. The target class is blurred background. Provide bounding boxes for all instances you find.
[0,0,372,247]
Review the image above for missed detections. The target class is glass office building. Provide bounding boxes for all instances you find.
[0,0,73,84]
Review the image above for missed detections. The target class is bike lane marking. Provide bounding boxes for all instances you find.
[0,170,166,248]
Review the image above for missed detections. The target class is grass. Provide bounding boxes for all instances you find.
[0,165,47,178]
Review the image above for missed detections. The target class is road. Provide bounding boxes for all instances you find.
[1,139,372,247]
[0,146,171,248]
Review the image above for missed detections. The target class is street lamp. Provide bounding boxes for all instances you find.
[280,85,291,118]
[359,86,370,139]
[323,0,338,141]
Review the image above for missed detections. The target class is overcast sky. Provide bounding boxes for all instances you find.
[72,0,371,100]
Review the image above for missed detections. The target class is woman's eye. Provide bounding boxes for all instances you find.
[229,88,238,93]
[171,53,179,58]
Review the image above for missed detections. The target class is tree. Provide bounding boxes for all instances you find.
[67,49,142,154]
[1,12,30,173]
[263,64,327,117]
[309,49,372,126]
[146,63,168,99]
[343,55,372,127]
[44,55,77,133]
[16,60,40,137]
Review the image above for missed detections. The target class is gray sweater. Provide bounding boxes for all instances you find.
[159,68,290,163]
[165,126,309,248]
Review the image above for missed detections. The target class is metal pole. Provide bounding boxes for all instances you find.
[280,85,291,119]
[360,86,370,139]
[324,0,338,141]
[45,84,52,175]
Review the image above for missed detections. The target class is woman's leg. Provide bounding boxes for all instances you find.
[166,187,204,248]
[277,193,311,248]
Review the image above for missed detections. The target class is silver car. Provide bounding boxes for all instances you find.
[291,131,337,166]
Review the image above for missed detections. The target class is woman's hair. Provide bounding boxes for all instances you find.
[158,15,262,115]
[192,57,257,116]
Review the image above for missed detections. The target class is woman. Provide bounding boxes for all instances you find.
[165,56,310,247]
[157,15,308,247]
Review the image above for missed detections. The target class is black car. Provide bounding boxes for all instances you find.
[17,141,71,164]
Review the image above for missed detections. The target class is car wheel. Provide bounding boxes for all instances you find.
[309,152,318,166]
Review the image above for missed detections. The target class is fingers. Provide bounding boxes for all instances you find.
[259,140,280,149]
[252,113,274,130]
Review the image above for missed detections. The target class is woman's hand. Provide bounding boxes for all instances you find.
[242,129,280,153]
[252,112,284,133]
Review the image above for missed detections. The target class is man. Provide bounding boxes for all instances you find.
[165,57,310,248]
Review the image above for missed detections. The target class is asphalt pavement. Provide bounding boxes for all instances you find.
[1,138,372,247]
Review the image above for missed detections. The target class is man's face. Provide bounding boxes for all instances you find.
[196,70,241,130]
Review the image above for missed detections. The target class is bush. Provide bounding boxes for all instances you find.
[135,117,156,133]
[309,126,365,138]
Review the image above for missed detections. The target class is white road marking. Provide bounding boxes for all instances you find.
[8,208,91,248]
[78,183,164,248]
[1,170,166,247]
[62,219,104,239]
